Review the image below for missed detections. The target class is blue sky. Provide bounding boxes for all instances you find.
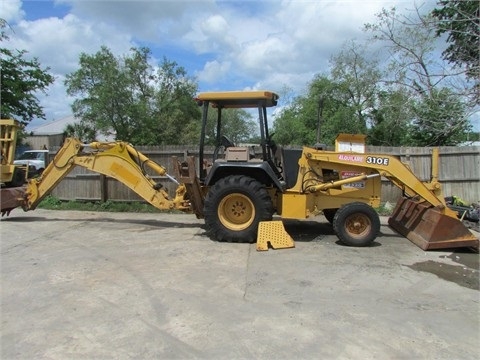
[5,0,476,132]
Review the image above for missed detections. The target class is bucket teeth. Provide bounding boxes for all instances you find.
[388,198,479,251]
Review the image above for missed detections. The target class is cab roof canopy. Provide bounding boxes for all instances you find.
[196,90,279,108]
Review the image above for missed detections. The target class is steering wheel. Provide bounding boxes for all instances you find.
[220,135,234,148]
[213,135,235,160]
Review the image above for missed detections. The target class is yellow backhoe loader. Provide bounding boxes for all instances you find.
[3,92,478,251]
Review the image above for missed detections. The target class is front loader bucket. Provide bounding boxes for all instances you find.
[388,197,479,251]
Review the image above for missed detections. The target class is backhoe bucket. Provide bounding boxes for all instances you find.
[388,197,479,251]
[0,187,26,216]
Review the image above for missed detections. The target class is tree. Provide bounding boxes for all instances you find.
[431,1,480,84]
[364,7,471,146]
[221,109,256,144]
[411,87,471,146]
[368,89,413,146]
[65,46,200,145]
[0,19,54,125]
[273,75,361,146]
[203,108,256,145]
[63,122,97,143]
[273,75,330,146]
[272,100,313,146]
[274,42,391,147]
[330,40,382,132]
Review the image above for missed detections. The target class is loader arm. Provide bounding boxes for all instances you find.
[23,138,190,212]
[303,147,451,214]
[301,147,477,250]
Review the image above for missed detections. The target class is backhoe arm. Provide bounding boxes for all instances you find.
[23,138,190,212]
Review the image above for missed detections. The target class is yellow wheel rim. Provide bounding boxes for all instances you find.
[218,193,255,231]
[344,213,371,239]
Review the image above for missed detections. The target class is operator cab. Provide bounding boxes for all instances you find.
[195,91,288,190]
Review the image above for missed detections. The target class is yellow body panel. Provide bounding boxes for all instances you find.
[280,192,309,219]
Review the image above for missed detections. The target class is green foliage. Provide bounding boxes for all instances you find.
[63,122,97,142]
[364,7,473,146]
[375,202,395,216]
[330,40,382,132]
[0,19,54,125]
[431,0,480,83]
[65,46,200,145]
[410,88,472,146]
[222,109,256,144]
[274,68,391,147]
[38,195,177,213]
[368,90,413,146]
[273,75,354,146]
[204,108,256,145]
[462,131,480,143]
[39,195,63,208]
[273,102,313,145]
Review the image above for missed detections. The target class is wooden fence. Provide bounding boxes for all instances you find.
[48,145,480,205]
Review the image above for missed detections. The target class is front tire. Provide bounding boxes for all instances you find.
[333,202,380,247]
[204,175,273,243]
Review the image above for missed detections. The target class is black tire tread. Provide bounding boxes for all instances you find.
[204,175,273,243]
[323,208,338,224]
[333,202,380,247]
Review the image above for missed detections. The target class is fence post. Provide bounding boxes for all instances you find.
[100,174,108,202]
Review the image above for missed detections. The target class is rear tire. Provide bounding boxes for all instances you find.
[204,175,273,243]
[333,202,380,247]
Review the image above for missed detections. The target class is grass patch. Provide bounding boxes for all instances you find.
[38,195,180,213]
[375,202,395,216]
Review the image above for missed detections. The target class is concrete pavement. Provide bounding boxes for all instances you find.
[1,209,479,359]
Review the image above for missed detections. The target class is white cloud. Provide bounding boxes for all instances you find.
[5,11,135,128]
[193,0,400,92]
[10,14,132,74]
[35,75,75,122]
[0,0,24,23]
[197,60,231,84]
[7,0,430,128]
[184,13,237,54]
[201,14,228,36]
[57,0,216,42]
